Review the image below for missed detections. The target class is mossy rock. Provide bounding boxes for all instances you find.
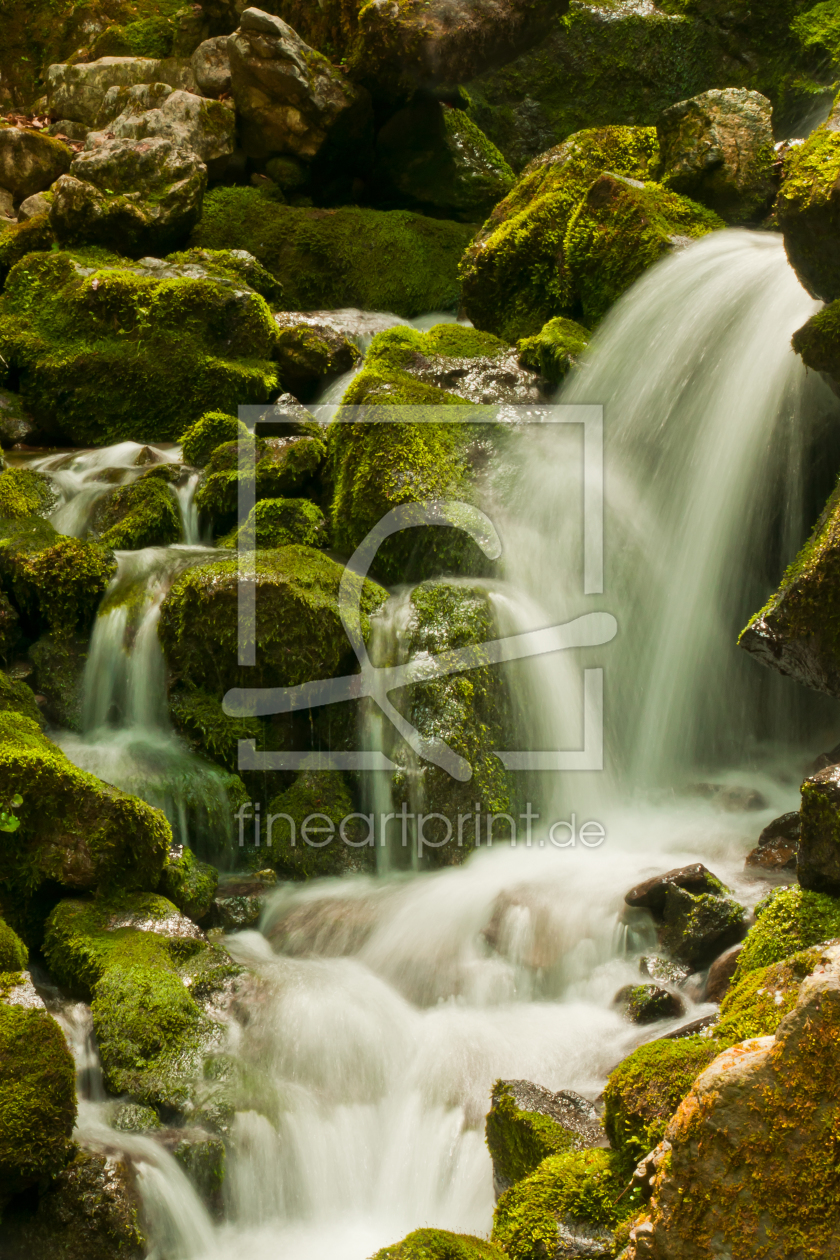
[517,316,589,384]
[603,1034,720,1160]
[263,769,372,879]
[0,915,27,971]
[158,543,388,699]
[714,949,823,1043]
[157,846,219,923]
[0,666,42,726]
[459,125,661,341]
[218,497,329,550]
[492,1148,641,1260]
[166,247,284,306]
[564,173,722,325]
[169,686,264,774]
[44,892,240,1112]
[373,1230,505,1260]
[179,410,250,469]
[0,251,280,446]
[194,435,326,534]
[190,187,475,317]
[793,298,840,385]
[0,1000,77,1194]
[734,884,840,975]
[485,1080,597,1193]
[0,517,115,639]
[0,711,171,939]
[28,631,87,731]
[91,475,182,550]
[0,214,55,286]
[0,467,58,520]
[777,109,840,302]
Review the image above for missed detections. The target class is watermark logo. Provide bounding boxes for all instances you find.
[223,405,615,778]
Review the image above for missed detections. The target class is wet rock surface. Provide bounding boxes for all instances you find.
[799,764,840,895]
[745,810,799,874]
[613,983,686,1024]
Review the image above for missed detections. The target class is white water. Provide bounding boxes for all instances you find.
[31,234,840,1258]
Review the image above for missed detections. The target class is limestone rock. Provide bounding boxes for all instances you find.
[745,811,799,874]
[47,56,197,127]
[228,9,373,163]
[623,946,840,1259]
[656,88,776,223]
[375,97,514,221]
[16,191,52,220]
[0,126,72,200]
[191,35,232,98]
[87,87,235,177]
[50,137,206,255]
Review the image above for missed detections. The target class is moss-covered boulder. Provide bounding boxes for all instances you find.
[28,632,87,731]
[739,471,840,698]
[734,884,840,974]
[373,1230,504,1260]
[375,97,515,221]
[260,769,371,879]
[168,686,263,774]
[603,1034,719,1160]
[158,543,388,699]
[0,214,55,287]
[0,251,280,446]
[777,110,840,302]
[44,892,240,1112]
[0,666,42,726]
[1,1147,146,1259]
[0,996,77,1195]
[713,947,824,1043]
[799,765,840,894]
[0,126,72,201]
[273,313,360,399]
[91,475,183,550]
[0,467,58,520]
[793,297,840,393]
[190,186,475,317]
[0,518,115,640]
[0,915,28,972]
[157,846,219,923]
[623,946,840,1260]
[0,711,171,940]
[485,1079,606,1197]
[460,125,661,340]
[613,983,685,1024]
[492,1147,641,1260]
[219,497,329,551]
[179,410,250,468]
[194,434,325,534]
[516,316,588,384]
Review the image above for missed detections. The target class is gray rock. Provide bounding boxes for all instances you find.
[192,35,232,98]
[556,1217,614,1258]
[46,119,90,142]
[0,127,72,200]
[656,87,777,223]
[87,88,235,177]
[228,8,373,161]
[50,137,206,256]
[799,765,840,895]
[0,187,15,221]
[273,311,361,396]
[16,192,52,220]
[47,56,197,127]
[639,955,693,987]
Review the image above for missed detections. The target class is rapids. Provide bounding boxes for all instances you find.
[39,235,840,1257]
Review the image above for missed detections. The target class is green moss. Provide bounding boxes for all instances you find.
[492,1148,641,1260]
[92,476,182,550]
[44,892,240,1111]
[0,1002,76,1192]
[28,632,86,731]
[0,667,42,726]
[776,125,840,301]
[157,847,218,923]
[485,1080,580,1188]
[792,1,840,63]
[93,15,175,58]
[459,125,661,341]
[194,435,326,531]
[565,175,722,325]
[0,251,280,446]
[218,497,329,550]
[517,316,589,383]
[713,951,821,1043]
[190,188,475,318]
[0,467,57,520]
[735,885,840,975]
[0,711,171,936]
[263,770,369,879]
[372,1230,505,1260]
[0,915,27,971]
[166,248,285,306]
[158,543,388,699]
[0,214,55,287]
[179,411,250,469]
[0,516,115,637]
[169,686,264,774]
[603,1035,720,1160]
[793,298,840,378]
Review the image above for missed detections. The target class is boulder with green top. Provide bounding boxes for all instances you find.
[517,316,588,384]
[263,769,371,879]
[180,411,251,469]
[190,186,475,317]
[158,543,387,699]
[0,914,28,971]
[0,127,73,201]
[735,884,840,974]
[158,846,219,923]
[50,136,207,257]
[0,518,115,640]
[0,666,42,725]
[613,984,686,1024]
[622,944,840,1260]
[194,434,325,533]
[372,1230,505,1260]
[0,215,56,286]
[375,97,515,222]
[486,1078,606,1197]
[0,467,58,520]
[44,891,240,1112]
[0,251,280,446]
[777,103,840,302]
[799,765,840,894]
[655,87,777,222]
[91,475,183,550]
[739,472,840,697]
[273,312,360,398]
[219,498,329,550]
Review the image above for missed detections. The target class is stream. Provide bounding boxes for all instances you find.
[23,230,840,1258]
